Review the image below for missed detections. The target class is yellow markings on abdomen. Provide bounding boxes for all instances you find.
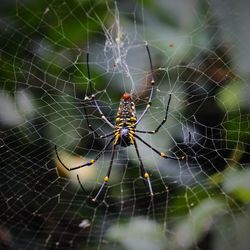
[114,130,120,145]
[129,129,135,144]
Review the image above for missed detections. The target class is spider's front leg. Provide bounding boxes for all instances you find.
[136,94,172,134]
[84,53,115,131]
[135,43,156,125]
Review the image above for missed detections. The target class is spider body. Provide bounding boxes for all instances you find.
[114,93,136,147]
[55,44,185,202]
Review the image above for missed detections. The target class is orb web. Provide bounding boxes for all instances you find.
[1,1,250,249]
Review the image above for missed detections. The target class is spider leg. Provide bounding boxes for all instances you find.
[136,94,172,134]
[91,143,117,202]
[55,137,114,171]
[136,42,155,125]
[134,140,154,196]
[84,53,114,129]
[77,174,87,194]
[134,134,185,161]
[84,112,115,138]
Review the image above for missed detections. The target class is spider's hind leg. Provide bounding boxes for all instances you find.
[91,143,117,202]
[55,138,115,171]
[134,140,154,196]
[134,134,185,161]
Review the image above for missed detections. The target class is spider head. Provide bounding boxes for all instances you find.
[122,92,132,101]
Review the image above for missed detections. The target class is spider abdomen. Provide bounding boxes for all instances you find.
[114,93,137,146]
[114,126,134,147]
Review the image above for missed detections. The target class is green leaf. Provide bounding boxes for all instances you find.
[170,198,226,249]
[106,217,167,250]
[223,168,250,203]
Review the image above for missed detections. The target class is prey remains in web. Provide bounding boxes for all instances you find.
[55,43,186,202]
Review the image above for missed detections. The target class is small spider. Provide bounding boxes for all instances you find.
[55,43,185,202]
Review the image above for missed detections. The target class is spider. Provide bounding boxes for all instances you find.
[55,43,185,202]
